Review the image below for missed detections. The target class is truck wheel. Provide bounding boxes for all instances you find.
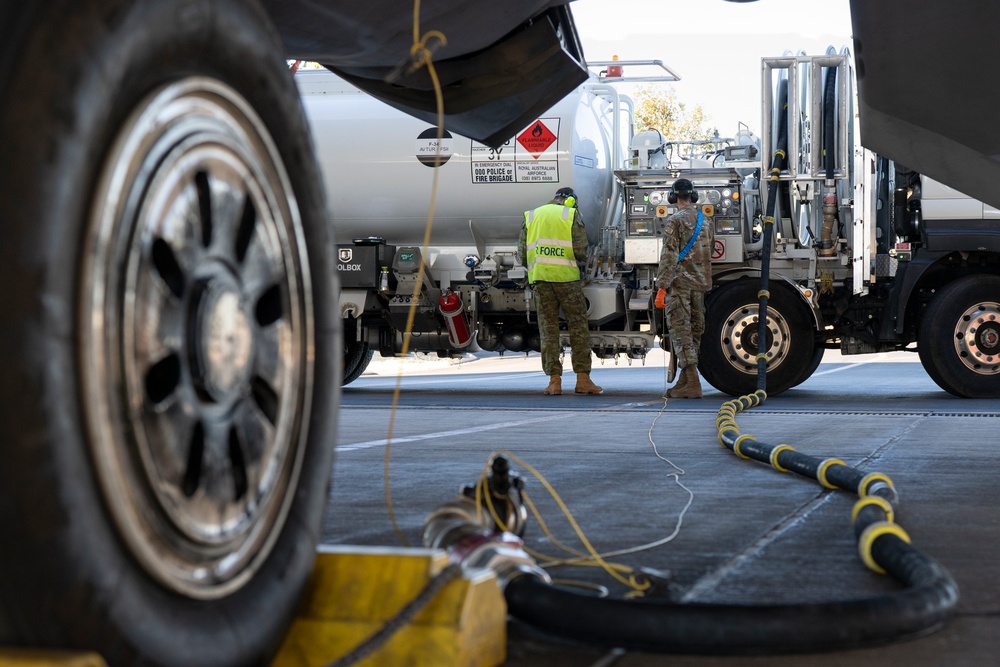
[700,280,817,396]
[344,340,375,385]
[0,1,339,664]
[791,346,826,389]
[918,275,1000,397]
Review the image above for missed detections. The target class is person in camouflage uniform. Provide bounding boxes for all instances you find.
[519,187,602,395]
[655,178,714,398]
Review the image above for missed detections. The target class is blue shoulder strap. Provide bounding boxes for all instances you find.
[676,209,704,263]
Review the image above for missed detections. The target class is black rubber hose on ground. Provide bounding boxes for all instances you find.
[506,389,959,654]
[502,66,959,658]
[502,393,959,655]
[506,559,956,655]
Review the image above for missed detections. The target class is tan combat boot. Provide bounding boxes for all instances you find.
[574,373,603,395]
[667,366,702,399]
[665,368,690,398]
[543,375,562,395]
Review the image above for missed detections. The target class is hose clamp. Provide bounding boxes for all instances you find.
[769,444,795,473]
[851,496,894,526]
[859,472,896,498]
[816,458,846,489]
[717,427,739,448]
[715,415,738,431]
[858,521,911,575]
[733,434,756,459]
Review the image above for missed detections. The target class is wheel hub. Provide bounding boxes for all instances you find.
[720,303,790,374]
[955,302,1000,374]
[193,277,253,404]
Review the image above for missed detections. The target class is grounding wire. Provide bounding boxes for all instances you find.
[477,342,697,591]
[383,0,448,547]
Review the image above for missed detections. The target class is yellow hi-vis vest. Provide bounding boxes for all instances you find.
[524,203,580,283]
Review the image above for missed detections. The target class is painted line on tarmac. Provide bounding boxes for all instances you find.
[353,371,546,387]
[811,353,894,377]
[811,361,871,377]
[336,412,574,452]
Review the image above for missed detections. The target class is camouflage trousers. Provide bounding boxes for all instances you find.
[667,286,706,369]
[533,281,592,376]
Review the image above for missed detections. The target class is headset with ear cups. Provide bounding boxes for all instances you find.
[668,179,699,204]
[555,187,578,208]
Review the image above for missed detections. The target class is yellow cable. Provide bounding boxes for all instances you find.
[482,369,695,593]
[385,0,448,546]
[519,488,635,577]
[474,458,615,571]
[487,450,649,592]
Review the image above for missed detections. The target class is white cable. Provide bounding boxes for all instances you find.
[588,343,695,561]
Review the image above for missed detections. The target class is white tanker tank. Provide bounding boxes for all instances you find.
[298,69,645,383]
[299,69,625,253]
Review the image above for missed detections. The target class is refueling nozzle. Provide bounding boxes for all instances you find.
[461,455,528,537]
[423,457,547,590]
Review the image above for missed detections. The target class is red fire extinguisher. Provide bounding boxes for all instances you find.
[439,288,473,348]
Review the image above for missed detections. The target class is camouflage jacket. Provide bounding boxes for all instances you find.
[655,204,713,291]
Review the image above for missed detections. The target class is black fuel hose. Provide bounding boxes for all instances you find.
[506,558,956,654]
[501,63,958,657]
[504,387,959,653]
[823,64,837,179]
[756,77,788,391]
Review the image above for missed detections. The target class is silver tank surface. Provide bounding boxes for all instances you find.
[298,70,622,256]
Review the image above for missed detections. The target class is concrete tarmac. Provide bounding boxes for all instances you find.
[325,351,1000,666]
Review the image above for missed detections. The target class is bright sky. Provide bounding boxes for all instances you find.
[571,0,854,137]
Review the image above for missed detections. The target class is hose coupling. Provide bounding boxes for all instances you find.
[423,495,549,590]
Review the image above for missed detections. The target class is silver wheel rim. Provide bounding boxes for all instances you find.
[953,300,1000,375]
[718,302,792,375]
[81,78,313,599]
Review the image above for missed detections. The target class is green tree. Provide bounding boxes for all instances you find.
[633,85,715,141]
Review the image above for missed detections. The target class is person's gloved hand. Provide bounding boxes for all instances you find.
[655,288,667,309]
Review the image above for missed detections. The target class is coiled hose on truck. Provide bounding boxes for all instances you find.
[499,74,958,654]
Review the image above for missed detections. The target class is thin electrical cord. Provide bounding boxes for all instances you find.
[384,0,448,546]
[484,340,697,588]
[479,450,649,592]
[542,342,695,563]
[377,12,691,575]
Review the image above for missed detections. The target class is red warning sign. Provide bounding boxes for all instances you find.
[712,239,726,260]
[517,120,557,159]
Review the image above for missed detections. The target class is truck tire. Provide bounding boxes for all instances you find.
[700,280,817,396]
[0,0,339,664]
[791,346,826,389]
[344,340,375,385]
[918,275,1000,398]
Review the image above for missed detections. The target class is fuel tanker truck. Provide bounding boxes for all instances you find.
[300,50,1000,398]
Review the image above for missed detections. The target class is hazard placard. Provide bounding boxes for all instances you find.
[517,120,557,158]
[471,118,560,184]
